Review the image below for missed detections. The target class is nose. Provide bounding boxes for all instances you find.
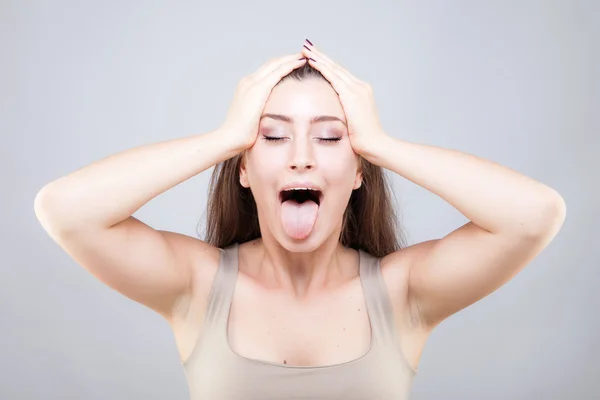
[288,136,315,172]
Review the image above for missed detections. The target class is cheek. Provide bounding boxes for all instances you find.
[246,147,286,185]
[317,147,358,178]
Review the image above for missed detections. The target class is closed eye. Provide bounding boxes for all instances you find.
[262,136,285,142]
[262,136,341,142]
[318,137,342,142]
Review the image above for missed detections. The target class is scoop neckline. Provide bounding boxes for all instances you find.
[223,243,375,370]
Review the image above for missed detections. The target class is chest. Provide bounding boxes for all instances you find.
[227,276,373,367]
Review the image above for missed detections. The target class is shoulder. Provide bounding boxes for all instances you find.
[378,246,412,303]
[378,243,421,282]
[379,240,438,281]
[378,241,438,330]
[162,234,222,317]
[160,232,222,279]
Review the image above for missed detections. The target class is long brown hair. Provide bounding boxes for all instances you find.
[198,63,406,258]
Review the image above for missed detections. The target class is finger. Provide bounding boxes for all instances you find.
[302,44,359,84]
[303,50,354,87]
[253,52,304,81]
[306,57,349,95]
[304,43,348,76]
[259,56,308,87]
[302,42,335,65]
[328,62,356,85]
[257,52,303,74]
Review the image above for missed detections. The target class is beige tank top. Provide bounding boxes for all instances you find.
[182,243,418,399]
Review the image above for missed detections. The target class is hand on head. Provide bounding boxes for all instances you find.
[220,52,307,151]
[220,39,387,157]
[300,40,387,156]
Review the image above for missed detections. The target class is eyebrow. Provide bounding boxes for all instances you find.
[260,113,347,127]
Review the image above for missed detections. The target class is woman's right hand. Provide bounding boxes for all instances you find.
[220,52,307,151]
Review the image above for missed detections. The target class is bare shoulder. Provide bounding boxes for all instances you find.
[163,235,224,363]
[158,231,221,280]
[379,242,429,296]
[379,242,437,332]
[161,233,221,318]
[379,240,438,291]
[379,243,438,370]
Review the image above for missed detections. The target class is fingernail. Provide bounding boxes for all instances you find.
[298,57,307,60]
[309,57,316,62]
[303,44,311,51]
[305,39,313,46]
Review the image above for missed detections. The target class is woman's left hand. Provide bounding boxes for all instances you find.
[301,40,389,155]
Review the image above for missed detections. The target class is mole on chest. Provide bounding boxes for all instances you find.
[228,306,371,367]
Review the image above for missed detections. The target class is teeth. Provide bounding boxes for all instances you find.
[284,188,319,191]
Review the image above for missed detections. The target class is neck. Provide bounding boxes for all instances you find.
[254,236,355,299]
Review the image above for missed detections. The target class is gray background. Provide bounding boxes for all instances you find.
[2,0,598,398]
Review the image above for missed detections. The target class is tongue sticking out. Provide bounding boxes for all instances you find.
[281,199,319,240]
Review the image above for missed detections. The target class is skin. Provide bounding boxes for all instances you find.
[239,77,364,298]
[35,41,566,372]
[228,77,418,369]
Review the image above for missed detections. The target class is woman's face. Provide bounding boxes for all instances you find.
[240,77,362,249]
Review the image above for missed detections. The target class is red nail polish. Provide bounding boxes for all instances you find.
[309,57,316,62]
[303,44,311,51]
[305,39,313,46]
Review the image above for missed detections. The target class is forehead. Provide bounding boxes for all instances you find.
[263,78,345,120]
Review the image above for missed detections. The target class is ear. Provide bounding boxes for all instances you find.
[239,151,250,188]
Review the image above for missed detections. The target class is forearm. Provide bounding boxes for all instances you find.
[34,128,242,233]
[360,135,566,236]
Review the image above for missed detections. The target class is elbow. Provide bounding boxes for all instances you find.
[34,183,60,216]
[524,191,567,238]
[34,184,70,236]
[34,185,56,230]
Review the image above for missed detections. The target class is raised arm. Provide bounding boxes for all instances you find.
[366,137,566,329]
[34,130,240,320]
[299,41,566,330]
[34,52,308,321]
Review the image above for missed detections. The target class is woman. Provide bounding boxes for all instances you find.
[34,40,566,399]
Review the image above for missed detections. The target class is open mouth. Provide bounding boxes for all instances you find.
[278,188,323,240]
[279,189,322,206]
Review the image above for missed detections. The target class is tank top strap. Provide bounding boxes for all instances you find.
[203,242,239,329]
[358,248,398,346]
[203,244,397,346]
